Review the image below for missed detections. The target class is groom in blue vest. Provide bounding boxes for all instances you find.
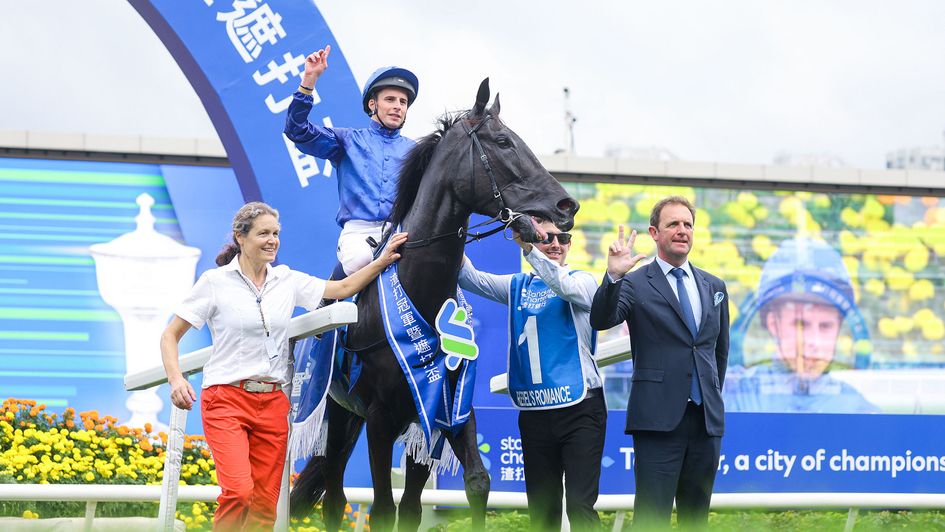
[590,196,729,529]
[459,217,606,531]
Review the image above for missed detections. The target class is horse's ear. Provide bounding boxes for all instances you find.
[473,78,490,116]
[488,93,501,116]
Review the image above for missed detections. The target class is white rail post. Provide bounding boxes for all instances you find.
[157,403,188,531]
[83,500,97,532]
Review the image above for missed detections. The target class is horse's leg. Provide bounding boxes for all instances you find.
[397,453,432,532]
[289,397,364,532]
[365,411,400,532]
[323,398,365,532]
[444,408,490,531]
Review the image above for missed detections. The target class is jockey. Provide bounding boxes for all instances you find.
[285,44,419,277]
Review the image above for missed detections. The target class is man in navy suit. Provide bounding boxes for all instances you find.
[590,196,729,529]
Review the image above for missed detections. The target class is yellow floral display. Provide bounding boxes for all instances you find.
[0,399,358,531]
[559,183,945,366]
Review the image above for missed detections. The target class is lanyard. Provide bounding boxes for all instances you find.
[238,274,271,337]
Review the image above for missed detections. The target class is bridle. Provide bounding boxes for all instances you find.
[401,112,525,249]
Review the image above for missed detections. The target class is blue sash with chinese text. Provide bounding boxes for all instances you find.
[378,263,477,467]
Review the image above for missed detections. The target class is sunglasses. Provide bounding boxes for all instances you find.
[538,232,572,245]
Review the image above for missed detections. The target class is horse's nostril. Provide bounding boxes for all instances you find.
[557,198,578,214]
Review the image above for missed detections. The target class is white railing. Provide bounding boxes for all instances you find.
[6,484,945,532]
[123,302,358,532]
[9,326,935,532]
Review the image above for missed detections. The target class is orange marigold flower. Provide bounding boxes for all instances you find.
[118,426,129,436]
[144,423,153,433]
[94,424,104,432]
[83,420,95,430]
[66,420,75,429]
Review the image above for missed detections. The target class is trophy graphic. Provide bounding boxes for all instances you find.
[90,193,200,431]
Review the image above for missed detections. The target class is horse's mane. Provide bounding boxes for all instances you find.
[389,112,467,226]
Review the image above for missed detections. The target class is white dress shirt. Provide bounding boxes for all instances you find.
[654,256,703,331]
[175,256,326,388]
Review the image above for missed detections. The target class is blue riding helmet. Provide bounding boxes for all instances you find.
[361,66,419,115]
[756,238,855,319]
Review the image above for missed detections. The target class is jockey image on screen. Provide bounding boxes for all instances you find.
[724,238,879,413]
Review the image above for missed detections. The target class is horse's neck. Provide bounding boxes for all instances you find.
[399,189,468,314]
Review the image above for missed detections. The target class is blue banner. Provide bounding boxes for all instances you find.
[438,408,945,494]
[129,0,366,278]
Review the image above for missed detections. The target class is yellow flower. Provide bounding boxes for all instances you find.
[908,279,934,302]
[840,207,862,228]
[864,278,885,297]
[885,267,914,291]
[861,197,885,220]
[903,247,930,272]
[878,318,898,339]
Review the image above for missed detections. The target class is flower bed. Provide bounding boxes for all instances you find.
[0,398,355,530]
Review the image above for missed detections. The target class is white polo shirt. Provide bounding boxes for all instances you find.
[175,256,326,388]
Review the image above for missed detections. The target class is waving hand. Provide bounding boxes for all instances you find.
[606,225,648,279]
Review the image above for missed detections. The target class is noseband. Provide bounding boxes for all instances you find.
[401,113,524,249]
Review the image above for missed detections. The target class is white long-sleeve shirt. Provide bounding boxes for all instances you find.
[458,247,602,389]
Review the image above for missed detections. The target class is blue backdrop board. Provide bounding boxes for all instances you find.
[129,0,365,279]
[438,408,945,494]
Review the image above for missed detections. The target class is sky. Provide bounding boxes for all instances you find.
[4,0,945,170]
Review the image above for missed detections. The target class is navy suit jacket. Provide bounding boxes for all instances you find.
[590,260,729,437]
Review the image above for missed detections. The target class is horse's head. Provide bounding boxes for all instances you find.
[455,78,579,241]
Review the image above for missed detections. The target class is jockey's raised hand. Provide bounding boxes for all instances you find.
[301,44,331,88]
[606,225,647,279]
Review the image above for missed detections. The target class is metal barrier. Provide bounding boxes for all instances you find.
[123,302,358,532]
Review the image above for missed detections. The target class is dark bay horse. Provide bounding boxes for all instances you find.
[291,79,579,531]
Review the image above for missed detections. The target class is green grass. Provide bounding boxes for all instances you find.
[5,503,945,530]
[429,509,945,531]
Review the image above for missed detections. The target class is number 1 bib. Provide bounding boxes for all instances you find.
[507,273,587,410]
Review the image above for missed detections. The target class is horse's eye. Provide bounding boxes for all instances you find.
[495,135,513,149]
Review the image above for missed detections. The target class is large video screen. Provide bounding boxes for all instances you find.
[556,182,945,415]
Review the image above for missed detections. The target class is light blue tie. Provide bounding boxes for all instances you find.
[671,268,702,405]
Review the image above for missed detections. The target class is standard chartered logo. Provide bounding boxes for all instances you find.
[435,298,479,370]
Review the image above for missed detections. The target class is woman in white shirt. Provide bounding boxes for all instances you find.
[160,202,406,530]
